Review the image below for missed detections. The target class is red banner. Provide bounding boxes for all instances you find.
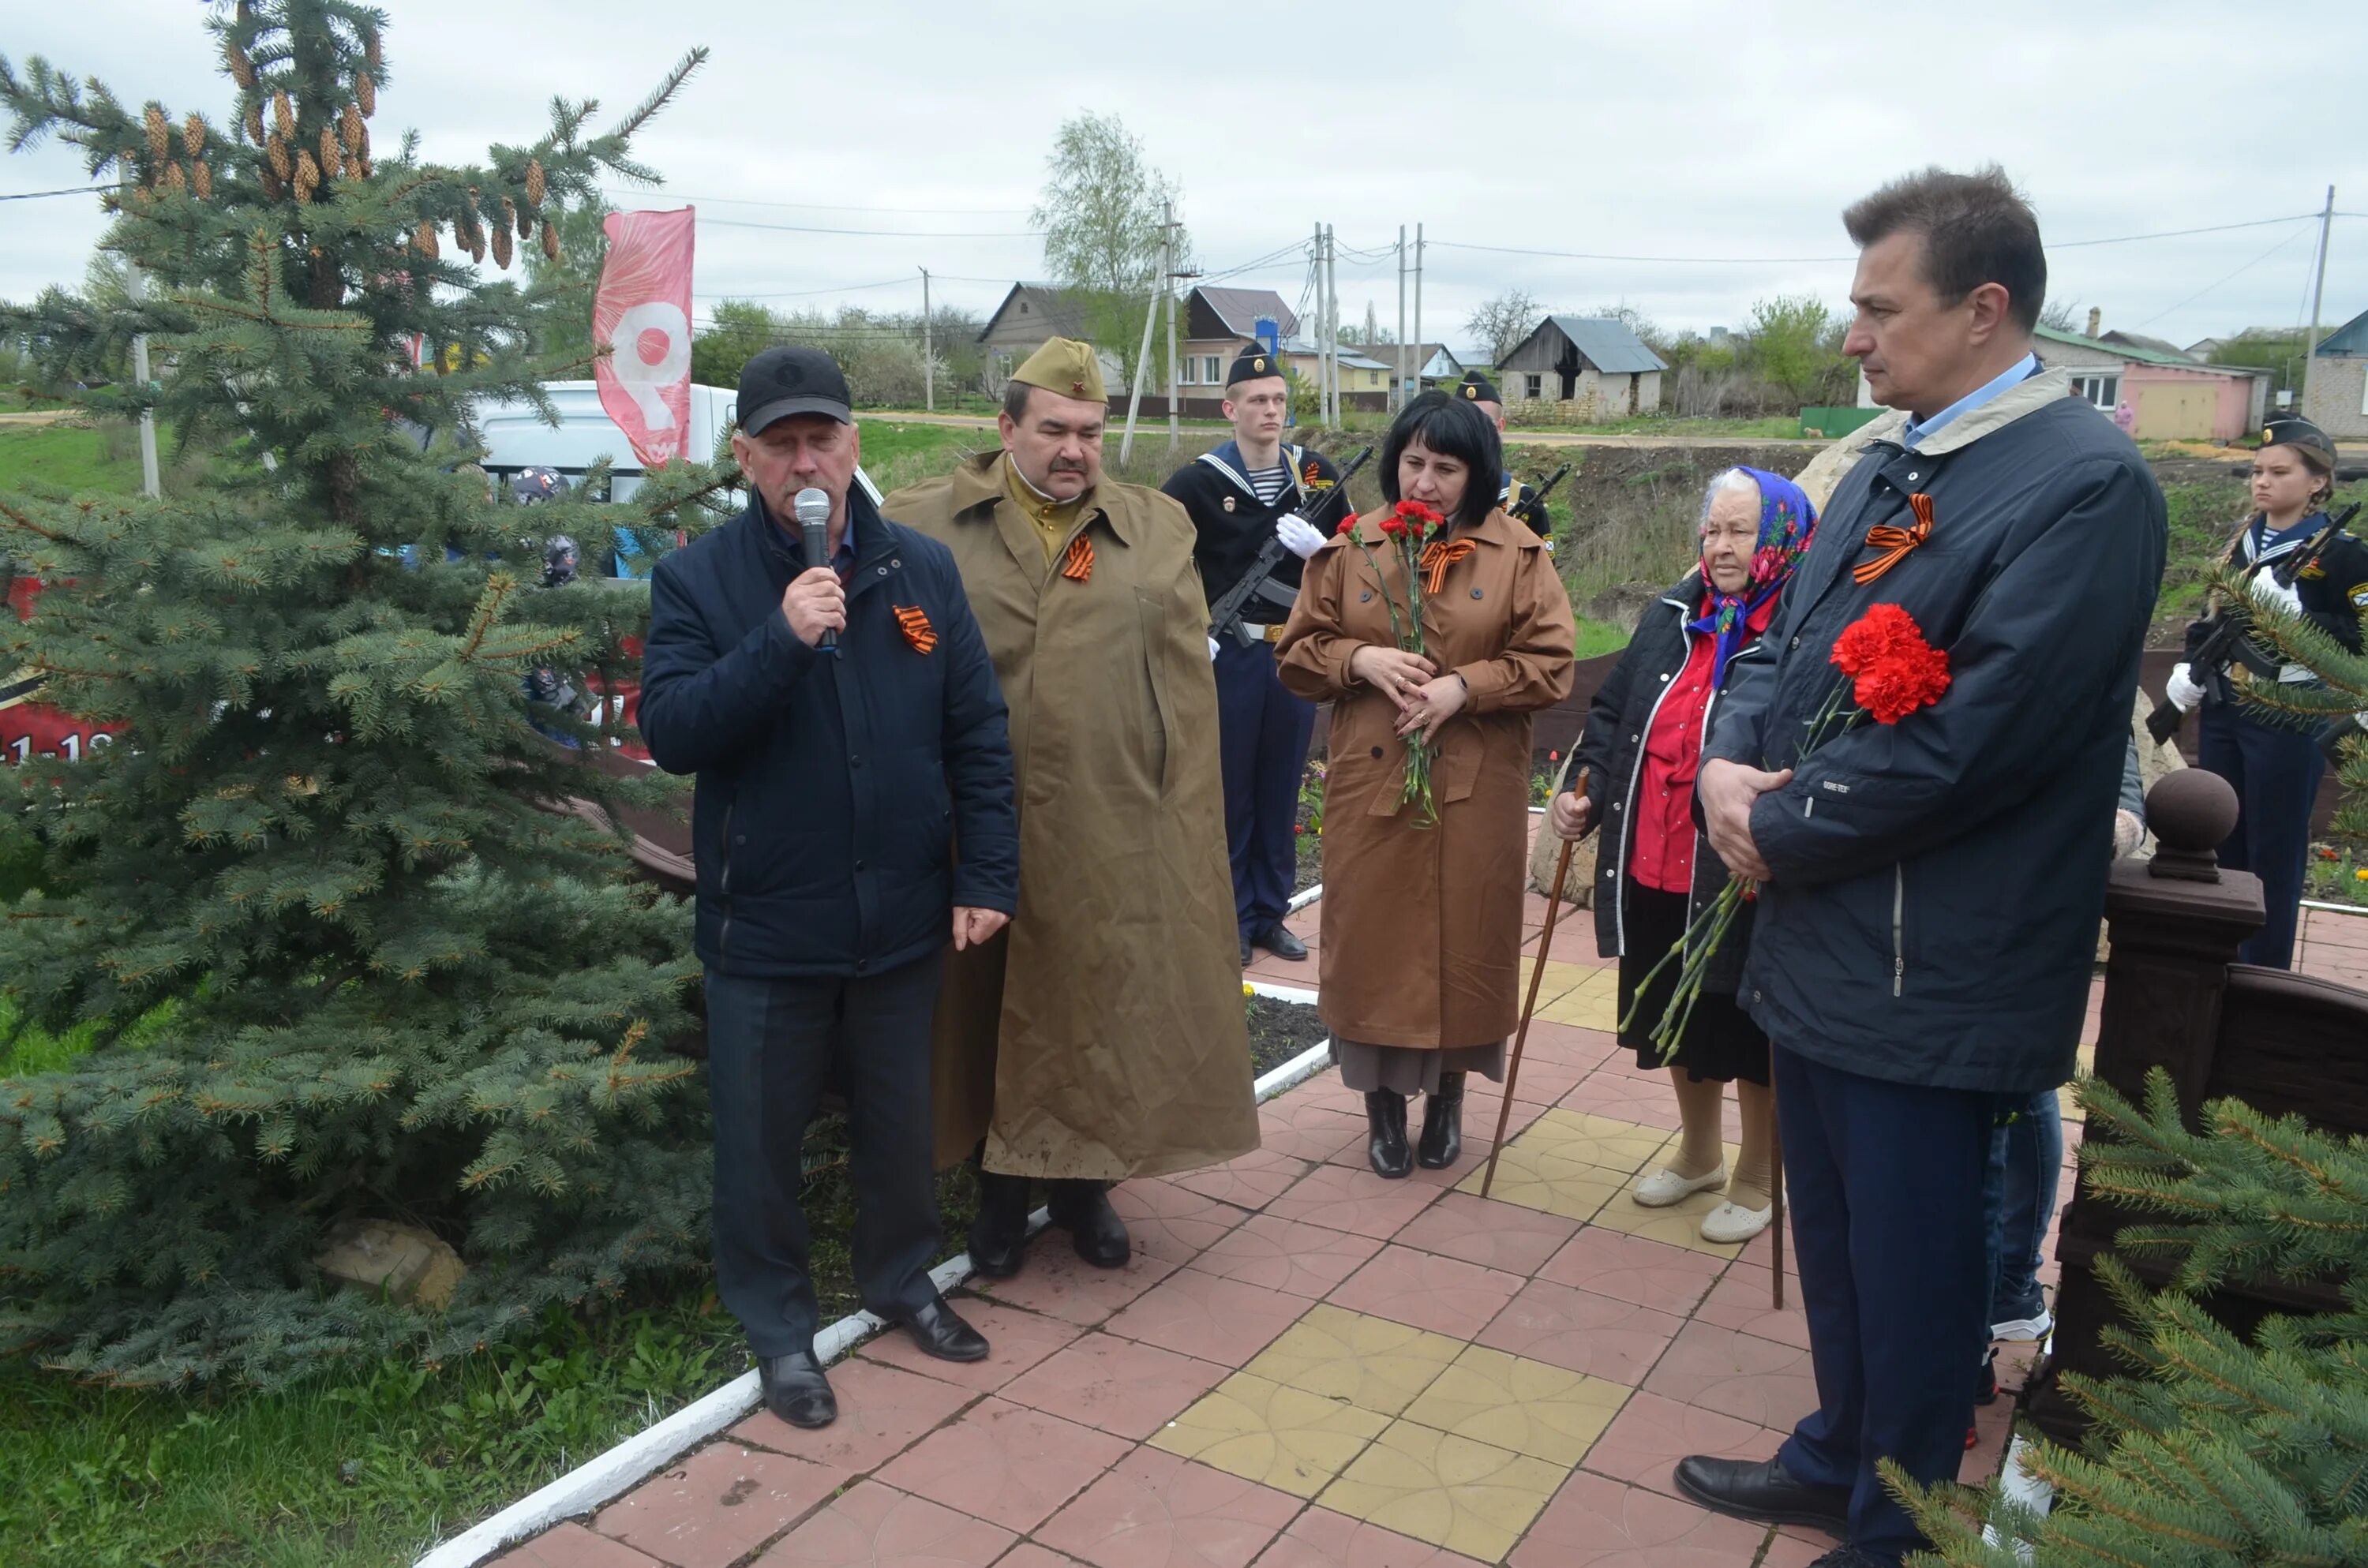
[593,208,696,469]
[3,577,126,765]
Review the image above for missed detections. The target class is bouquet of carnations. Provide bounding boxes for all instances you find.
[1621,602,1952,1058]
[1338,500,1464,826]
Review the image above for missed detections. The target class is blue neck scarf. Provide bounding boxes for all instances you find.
[1684,467,1818,687]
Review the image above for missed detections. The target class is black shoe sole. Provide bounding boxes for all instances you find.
[769,1398,837,1430]
[904,1327,991,1364]
[1672,1469,1847,1537]
[967,1237,1028,1279]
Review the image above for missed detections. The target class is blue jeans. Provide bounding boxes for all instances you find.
[1984,1088,2063,1324]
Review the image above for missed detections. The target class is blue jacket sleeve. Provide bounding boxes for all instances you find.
[635,554,818,776]
[934,567,1020,913]
[1751,458,2164,886]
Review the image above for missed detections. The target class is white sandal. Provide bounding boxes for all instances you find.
[1699,1200,1772,1244]
[1632,1164,1727,1208]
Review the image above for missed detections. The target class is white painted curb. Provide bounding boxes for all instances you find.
[2303,898,2367,918]
[413,1221,1041,1568]
[1287,881,1323,913]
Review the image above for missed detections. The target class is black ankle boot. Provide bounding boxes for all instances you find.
[967,1166,1034,1279]
[1366,1090,1412,1178]
[1417,1072,1465,1169]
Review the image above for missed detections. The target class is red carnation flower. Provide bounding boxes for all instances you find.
[1378,514,1407,538]
[1392,500,1444,532]
[1832,604,1949,724]
[1831,602,1923,676]
[1336,511,1359,537]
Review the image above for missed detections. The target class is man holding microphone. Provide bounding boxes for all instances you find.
[639,346,1020,1431]
[1161,346,1339,964]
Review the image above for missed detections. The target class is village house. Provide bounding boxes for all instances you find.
[2032,318,2268,440]
[1493,316,1669,420]
[976,283,1122,390]
[2302,305,2368,440]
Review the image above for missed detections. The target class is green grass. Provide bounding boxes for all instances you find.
[2307,841,2368,909]
[1572,614,1629,661]
[0,1289,746,1568]
[1510,414,1804,440]
[0,420,160,495]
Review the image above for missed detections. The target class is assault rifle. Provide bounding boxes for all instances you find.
[2148,501,2359,745]
[1519,463,1573,515]
[1208,443,1373,649]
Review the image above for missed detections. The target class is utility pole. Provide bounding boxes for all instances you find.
[1324,223,1339,426]
[1167,219,1185,455]
[1396,224,1407,412]
[920,268,934,414]
[118,174,159,500]
[1412,223,1424,404]
[1121,204,1171,464]
[2302,184,2336,413]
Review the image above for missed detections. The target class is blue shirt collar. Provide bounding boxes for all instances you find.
[1902,353,2040,451]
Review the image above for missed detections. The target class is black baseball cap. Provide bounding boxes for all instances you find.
[738,346,852,433]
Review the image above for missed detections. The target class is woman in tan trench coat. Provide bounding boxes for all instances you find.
[1278,391,1576,1179]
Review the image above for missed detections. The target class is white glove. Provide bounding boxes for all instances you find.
[2112,808,2145,860]
[2248,572,2304,616]
[1273,513,1326,560]
[2165,663,2203,713]
[1208,634,1221,661]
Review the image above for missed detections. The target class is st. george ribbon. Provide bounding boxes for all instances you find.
[793,488,837,655]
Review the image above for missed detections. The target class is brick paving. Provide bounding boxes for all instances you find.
[493,888,2368,1566]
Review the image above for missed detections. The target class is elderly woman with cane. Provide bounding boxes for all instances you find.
[1550,467,1815,1244]
[1279,391,1576,1179]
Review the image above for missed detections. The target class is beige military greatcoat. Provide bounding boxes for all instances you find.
[886,451,1258,1180]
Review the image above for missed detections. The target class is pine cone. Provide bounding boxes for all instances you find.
[364,28,381,69]
[193,161,213,200]
[491,223,512,270]
[525,159,545,208]
[260,163,283,200]
[470,232,486,264]
[354,122,370,164]
[355,72,377,118]
[415,220,440,260]
[295,148,320,194]
[144,105,170,164]
[504,196,524,238]
[453,215,472,253]
[183,113,206,158]
[541,221,560,263]
[320,127,342,180]
[226,40,257,90]
[245,104,264,146]
[163,161,185,194]
[266,132,290,181]
[272,88,293,141]
[341,102,362,154]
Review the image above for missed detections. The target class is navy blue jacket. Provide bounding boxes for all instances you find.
[638,489,1018,978]
[1703,376,2165,1094]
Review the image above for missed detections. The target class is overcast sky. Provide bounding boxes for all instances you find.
[6,1,2365,357]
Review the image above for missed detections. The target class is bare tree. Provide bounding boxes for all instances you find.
[2038,297,2085,334]
[1466,288,1543,366]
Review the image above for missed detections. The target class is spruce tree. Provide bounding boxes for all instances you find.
[0,4,724,1385]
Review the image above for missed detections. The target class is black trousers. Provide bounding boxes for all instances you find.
[1213,637,1316,935]
[704,958,942,1357]
[2197,701,2325,968]
[1773,1045,2002,1565]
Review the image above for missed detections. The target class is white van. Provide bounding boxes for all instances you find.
[471,380,884,576]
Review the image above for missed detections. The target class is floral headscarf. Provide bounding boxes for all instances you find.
[1684,466,1817,687]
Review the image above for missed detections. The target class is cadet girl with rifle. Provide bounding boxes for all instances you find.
[2162,414,2368,968]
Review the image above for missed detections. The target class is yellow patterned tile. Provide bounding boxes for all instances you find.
[1525,1108,1673,1174]
[1453,1132,1624,1221]
[1240,1304,1463,1417]
[1515,956,1588,1009]
[1152,1372,1388,1497]
[1316,1420,1564,1559]
[1535,988,1619,1030]
[1586,1181,1747,1257]
[1399,1345,1630,1465]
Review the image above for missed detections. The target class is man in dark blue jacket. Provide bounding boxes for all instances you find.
[639,347,1020,1432]
[1670,169,2167,1567]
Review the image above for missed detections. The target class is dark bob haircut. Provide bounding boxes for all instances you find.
[1379,391,1503,533]
[1843,164,2046,334]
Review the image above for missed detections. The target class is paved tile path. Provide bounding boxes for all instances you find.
[496,886,2367,1567]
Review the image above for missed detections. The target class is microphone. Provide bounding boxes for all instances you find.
[792,487,837,654]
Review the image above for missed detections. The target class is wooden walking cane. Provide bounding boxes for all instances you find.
[1482,769,1587,1200]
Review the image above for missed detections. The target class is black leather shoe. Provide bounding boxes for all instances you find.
[1807,1550,1892,1568]
[1416,1072,1465,1169]
[758,1350,837,1429]
[1254,922,1309,961]
[968,1168,1034,1280]
[1673,1454,1849,1533]
[1366,1090,1412,1179]
[1973,1345,1999,1405]
[1047,1179,1131,1267]
[898,1295,990,1362]
[1240,934,1253,966]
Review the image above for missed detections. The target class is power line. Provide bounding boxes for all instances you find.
[598,185,1029,216]
[2136,227,2313,331]
[1426,212,2330,267]
[0,184,108,201]
[697,214,1042,239]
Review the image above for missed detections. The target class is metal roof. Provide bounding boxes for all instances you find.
[2317,306,2368,357]
[2033,324,2248,372]
[1193,286,1300,339]
[1535,316,1669,375]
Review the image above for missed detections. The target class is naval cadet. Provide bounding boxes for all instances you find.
[1456,369,1555,545]
[1160,346,1342,964]
[2164,412,2368,968]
